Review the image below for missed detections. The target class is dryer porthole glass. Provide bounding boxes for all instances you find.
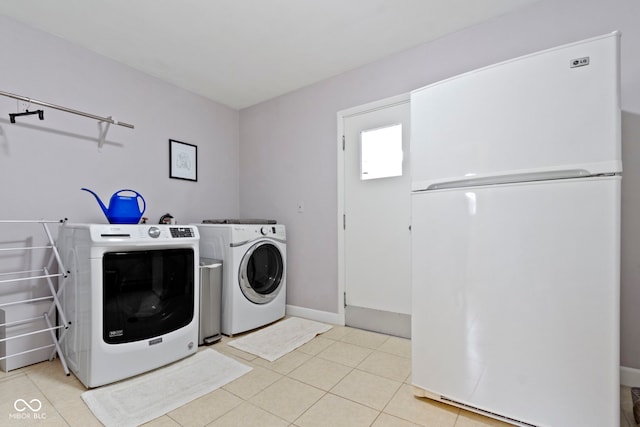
[239,242,284,304]
[102,248,195,344]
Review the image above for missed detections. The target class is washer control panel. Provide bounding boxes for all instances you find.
[230,224,286,243]
[260,226,277,236]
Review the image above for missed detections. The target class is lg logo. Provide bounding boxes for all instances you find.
[570,56,590,68]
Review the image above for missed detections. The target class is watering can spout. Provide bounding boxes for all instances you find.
[81,188,109,217]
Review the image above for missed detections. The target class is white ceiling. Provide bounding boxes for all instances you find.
[0,0,539,109]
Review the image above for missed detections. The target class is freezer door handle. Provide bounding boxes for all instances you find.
[420,169,596,191]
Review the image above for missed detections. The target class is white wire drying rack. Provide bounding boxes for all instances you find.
[0,219,70,375]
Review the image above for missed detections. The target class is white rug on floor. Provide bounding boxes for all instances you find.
[228,317,332,361]
[81,349,251,427]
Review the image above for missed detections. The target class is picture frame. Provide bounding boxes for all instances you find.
[169,139,197,181]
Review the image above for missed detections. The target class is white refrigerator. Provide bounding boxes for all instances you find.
[410,32,621,427]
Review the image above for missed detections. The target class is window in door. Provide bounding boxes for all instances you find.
[360,123,403,180]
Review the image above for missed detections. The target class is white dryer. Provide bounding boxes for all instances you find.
[56,223,200,388]
[196,223,286,335]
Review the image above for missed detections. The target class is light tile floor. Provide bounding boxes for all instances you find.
[0,325,635,426]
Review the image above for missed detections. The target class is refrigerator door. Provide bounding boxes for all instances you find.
[411,176,620,426]
[410,32,620,192]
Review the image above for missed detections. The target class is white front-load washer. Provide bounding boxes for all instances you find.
[196,223,286,335]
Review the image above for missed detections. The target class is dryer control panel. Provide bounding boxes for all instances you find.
[169,227,196,238]
[86,224,200,243]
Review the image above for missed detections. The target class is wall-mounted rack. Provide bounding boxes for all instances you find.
[0,219,70,376]
[0,89,134,148]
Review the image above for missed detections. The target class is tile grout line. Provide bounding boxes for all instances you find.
[25,366,73,427]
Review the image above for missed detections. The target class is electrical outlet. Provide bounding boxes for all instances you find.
[297,201,304,213]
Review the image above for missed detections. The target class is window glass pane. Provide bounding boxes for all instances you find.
[360,123,403,180]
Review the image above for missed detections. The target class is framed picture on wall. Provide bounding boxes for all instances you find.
[169,139,197,181]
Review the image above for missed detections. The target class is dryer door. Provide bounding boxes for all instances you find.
[239,241,284,304]
[102,248,195,344]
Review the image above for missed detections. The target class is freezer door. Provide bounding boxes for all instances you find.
[411,177,620,426]
[410,32,621,191]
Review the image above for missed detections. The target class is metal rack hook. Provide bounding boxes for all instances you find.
[97,117,113,149]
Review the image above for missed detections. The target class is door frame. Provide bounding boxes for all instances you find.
[336,92,410,326]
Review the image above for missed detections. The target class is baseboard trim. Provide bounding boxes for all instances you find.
[285,305,343,326]
[621,366,640,387]
[345,305,411,338]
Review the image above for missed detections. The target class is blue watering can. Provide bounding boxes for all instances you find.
[81,188,146,224]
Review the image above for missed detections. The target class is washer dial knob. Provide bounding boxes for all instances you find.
[148,227,161,238]
[260,226,269,236]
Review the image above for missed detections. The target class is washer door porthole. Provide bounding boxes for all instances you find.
[239,242,284,304]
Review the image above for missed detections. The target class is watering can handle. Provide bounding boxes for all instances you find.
[115,189,146,215]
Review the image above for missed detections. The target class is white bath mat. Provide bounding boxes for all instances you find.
[228,317,332,361]
[81,349,251,427]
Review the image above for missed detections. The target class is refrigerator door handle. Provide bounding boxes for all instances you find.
[421,169,598,191]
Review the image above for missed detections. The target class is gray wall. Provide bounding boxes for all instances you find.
[0,15,240,228]
[3,0,640,369]
[0,15,240,312]
[239,0,640,368]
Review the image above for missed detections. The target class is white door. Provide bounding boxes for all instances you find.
[341,96,411,337]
